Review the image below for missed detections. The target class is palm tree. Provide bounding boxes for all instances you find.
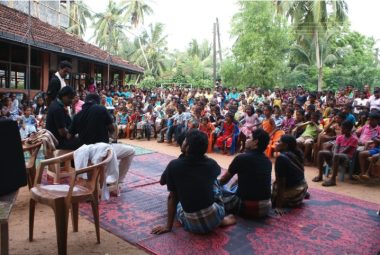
[125,0,153,28]
[277,0,348,91]
[92,0,128,54]
[124,0,153,71]
[291,30,338,72]
[66,0,92,38]
[129,23,168,77]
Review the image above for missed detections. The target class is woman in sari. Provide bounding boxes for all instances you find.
[272,135,309,209]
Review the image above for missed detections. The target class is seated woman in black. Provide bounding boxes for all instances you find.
[272,135,308,209]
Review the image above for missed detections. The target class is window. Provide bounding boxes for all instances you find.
[0,41,9,61]
[30,68,41,90]
[10,65,26,89]
[0,63,9,88]
[11,45,27,64]
[31,50,41,66]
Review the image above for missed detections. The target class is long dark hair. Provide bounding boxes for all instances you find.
[280,135,304,162]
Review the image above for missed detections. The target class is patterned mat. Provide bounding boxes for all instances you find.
[79,152,380,255]
[122,143,155,156]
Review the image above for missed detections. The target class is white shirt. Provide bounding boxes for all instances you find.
[55,71,66,89]
[369,97,380,111]
[353,98,369,114]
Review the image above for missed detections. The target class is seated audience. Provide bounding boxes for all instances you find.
[314,121,358,186]
[295,112,322,163]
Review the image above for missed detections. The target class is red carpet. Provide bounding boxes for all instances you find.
[80,153,380,255]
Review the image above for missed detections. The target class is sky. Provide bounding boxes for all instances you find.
[84,0,380,51]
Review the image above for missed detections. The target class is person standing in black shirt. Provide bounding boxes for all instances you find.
[69,93,135,182]
[46,86,79,150]
[152,130,235,235]
[46,61,72,106]
[219,128,272,218]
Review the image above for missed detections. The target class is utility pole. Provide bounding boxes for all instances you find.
[107,21,112,86]
[26,0,32,99]
[213,22,217,85]
[216,18,222,63]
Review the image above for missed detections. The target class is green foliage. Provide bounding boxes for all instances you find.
[138,75,157,88]
[66,0,92,38]
[228,1,291,88]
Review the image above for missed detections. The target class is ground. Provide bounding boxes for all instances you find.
[9,140,380,255]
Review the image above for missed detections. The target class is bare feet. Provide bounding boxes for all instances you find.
[220,214,236,227]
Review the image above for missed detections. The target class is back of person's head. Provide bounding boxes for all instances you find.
[280,134,304,161]
[58,86,75,99]
[85,93,101,105]
[341,120,354,132]
[251,128,270,153]
[185,130,208,156]
[58,60,72,70]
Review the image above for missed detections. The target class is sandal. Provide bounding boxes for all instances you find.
[312,176,323,182]
[322,179,336,187]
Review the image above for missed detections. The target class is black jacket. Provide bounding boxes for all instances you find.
[46,74,62,105]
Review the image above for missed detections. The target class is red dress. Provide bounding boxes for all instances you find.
[216,122,234,149]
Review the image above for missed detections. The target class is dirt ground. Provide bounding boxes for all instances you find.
[8,139,380,255]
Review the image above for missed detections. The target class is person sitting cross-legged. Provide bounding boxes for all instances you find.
[152,130,236,235]
[313,120,358,186]
[218,128,272,218]
[272,135,309,210]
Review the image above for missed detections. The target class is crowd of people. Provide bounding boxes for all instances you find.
[1,60,380,235]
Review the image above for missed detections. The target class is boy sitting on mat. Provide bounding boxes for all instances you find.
[218,128,272,218]
[152,130,236,235]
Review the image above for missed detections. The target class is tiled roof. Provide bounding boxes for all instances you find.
[0,3,144,74]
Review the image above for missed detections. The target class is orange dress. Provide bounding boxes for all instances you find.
[262,118,275,134]
[200,123,215,153]
[216,122,234,149]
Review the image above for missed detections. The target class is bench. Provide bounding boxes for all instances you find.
[0,191,18,255]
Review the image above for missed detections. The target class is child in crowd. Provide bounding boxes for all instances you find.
[295,112,322,164]
[238,105,259,152]
[216,114,237,155]
[19,106,37,139]
[314,121,358,186]
[117,107,129,138]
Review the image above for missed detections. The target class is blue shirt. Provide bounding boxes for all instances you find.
[346,113,356,124]
[228,92,240,100]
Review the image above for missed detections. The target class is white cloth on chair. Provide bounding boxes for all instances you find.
[73,143,118,200]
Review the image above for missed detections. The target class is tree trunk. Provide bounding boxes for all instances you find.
[314,29,323,91]
[138,36,150,71]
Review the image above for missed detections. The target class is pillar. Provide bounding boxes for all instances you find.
[89,63,95,79]
[42,52,49,91]
[120,71,125,86]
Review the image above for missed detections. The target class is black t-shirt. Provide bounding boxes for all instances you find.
[46,100,71,144]
[70,104,113,145]
[275,154,305,188]
[165,155,221,213]
[228,150,272,201]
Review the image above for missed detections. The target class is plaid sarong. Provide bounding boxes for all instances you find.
[176,181,225,234]
[272,180,308,208]
[222,186,271,218]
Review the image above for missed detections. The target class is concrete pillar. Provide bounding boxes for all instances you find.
[120,71,125,86]
[42,52,49,91]
[90,63,95,79]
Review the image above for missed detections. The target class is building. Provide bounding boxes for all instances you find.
[0,2,144,97]
[0,0,70,29]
